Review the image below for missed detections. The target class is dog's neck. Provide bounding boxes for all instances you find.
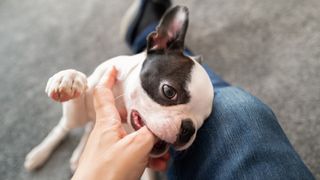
[112,52,146,122]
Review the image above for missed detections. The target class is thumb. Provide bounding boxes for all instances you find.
[94,66,117,109]
[116,126,156,157]
[107,127,157,180]
[93,66,120,124]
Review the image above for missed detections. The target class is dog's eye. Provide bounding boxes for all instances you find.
[162,84,177,100]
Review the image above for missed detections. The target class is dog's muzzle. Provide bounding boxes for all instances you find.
[130,110,169,157]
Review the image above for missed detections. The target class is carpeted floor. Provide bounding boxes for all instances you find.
[0,0,319,179]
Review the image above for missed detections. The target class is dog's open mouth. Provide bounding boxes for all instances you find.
[130,110,169,157]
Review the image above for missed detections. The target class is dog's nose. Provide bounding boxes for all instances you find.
[177,119,195,144]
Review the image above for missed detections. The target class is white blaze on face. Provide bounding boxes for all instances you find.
[170,61,214,150]
[187,59,214,129]
[133,89,187,143]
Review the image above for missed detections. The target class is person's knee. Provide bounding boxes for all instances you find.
[214,87,277,126]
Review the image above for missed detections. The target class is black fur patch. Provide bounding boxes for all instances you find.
[140,51,194,106]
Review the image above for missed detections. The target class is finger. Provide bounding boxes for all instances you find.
[97,66,117,89]
[148,152,170,171]
[115,126,156,156]
[90,122,127,147]
[148,158,169,171]
[93,94,121,127]
[93,67,120,125]
[93,66,117,107]
[107,127,157,177]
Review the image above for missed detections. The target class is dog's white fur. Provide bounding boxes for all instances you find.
[24,51,214,173]
[24,52,143,171]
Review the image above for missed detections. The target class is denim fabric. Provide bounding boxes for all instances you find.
[167,70,314,180]
[131,22,158,53]
[127,18,314,180]
[125,0,147,46]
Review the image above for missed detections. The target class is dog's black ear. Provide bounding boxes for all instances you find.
[147,6,189,53]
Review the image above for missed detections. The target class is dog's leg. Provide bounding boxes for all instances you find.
[24,69,88,171]
[69,122,93,173]
[24,117,70,171]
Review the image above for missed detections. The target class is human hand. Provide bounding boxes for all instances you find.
[72,67,169,180]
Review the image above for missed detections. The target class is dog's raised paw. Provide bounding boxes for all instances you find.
[45,69,87,102]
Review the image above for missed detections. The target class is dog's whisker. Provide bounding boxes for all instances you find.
[115,94,125,101]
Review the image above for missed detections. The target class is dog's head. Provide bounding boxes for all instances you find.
[126,6,214,157]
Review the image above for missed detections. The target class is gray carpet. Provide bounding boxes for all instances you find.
[0,0,319,179]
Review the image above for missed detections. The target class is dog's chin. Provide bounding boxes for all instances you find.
[130,110,169,157]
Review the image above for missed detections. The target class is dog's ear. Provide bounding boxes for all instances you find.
[147,6,189,53]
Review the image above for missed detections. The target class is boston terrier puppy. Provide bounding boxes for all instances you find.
[24,6,214,174]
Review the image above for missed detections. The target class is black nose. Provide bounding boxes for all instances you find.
[177,119,195,145]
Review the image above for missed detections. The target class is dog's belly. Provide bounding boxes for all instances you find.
[83,52,146,123]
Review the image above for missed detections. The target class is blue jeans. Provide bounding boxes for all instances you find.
[129,25,314,180]
[167,66,314,180]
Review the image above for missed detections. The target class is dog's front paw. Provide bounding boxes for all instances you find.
[45,69,87,102]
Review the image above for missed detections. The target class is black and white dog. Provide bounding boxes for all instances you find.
[24,6,214,174]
